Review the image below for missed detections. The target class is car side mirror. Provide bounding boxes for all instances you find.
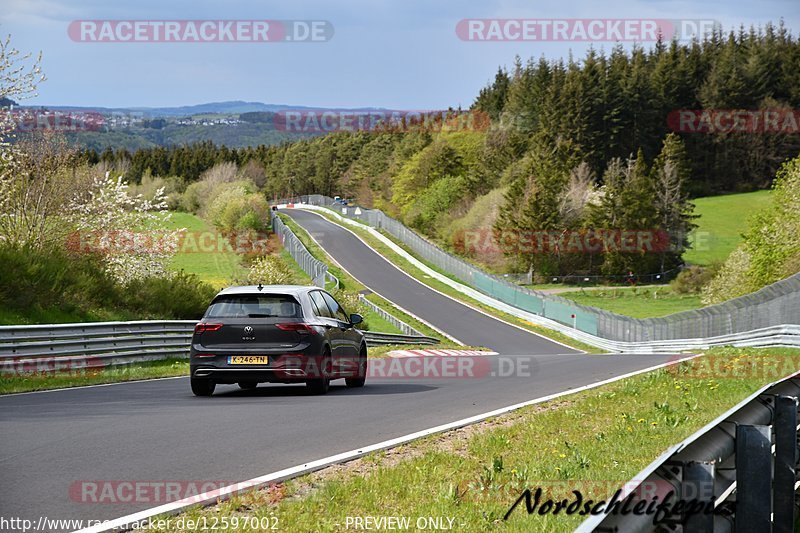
[349,313,363,325]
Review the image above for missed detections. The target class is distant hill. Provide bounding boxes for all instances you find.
[25,100,390,118]
[11,100,393,150]
[66,123,314,151]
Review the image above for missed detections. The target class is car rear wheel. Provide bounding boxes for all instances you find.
[345,347,367,388]
[191,377,216,396]
[306,351,331,395]
[238,381,258,390]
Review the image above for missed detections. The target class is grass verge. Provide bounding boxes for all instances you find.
[556,287,703,318]
[0,358,189,395]
[158,347,800,532]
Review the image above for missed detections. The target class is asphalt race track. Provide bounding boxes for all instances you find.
[0,208,683,529]
[284,209,573,355]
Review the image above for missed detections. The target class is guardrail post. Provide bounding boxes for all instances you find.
[773,395,799,533]
[683,461,715,533]
[734,424,772,532]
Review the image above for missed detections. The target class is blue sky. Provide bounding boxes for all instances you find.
[2,0,799,109]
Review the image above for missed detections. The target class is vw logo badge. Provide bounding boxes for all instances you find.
[244,325,254,334]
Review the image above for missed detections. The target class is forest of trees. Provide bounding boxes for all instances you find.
[83,23,800,279]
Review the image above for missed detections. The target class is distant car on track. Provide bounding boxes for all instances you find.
[190,285,367,396]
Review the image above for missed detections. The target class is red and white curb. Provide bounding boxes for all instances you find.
[387,349,499,358]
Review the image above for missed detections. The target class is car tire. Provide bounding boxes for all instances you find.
[345,347,367,388]
[306,351,331,395]
[191,377,215,396]
[238,381,257,390]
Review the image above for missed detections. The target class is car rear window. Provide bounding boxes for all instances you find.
[205,294,302,318]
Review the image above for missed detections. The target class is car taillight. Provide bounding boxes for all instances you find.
[194,353,215,358]
[194,323,223,334]
[276,323,318,335]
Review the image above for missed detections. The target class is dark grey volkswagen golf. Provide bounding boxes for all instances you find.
[190,285,367,396]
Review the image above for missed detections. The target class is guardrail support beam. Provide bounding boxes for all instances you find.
[773,395,799,533]
[734,424,772,532]
[683,461,715,533]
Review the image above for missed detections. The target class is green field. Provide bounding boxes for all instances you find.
[685,190,772,266]
[161,212,247,289]
[556,287,703,318]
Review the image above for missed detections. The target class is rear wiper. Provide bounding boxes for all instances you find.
[247,313,277,318]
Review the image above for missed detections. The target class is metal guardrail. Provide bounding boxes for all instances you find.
[280,195,800,347]
[577,371,800,532]
[326,271,340,290]
[271,210,328,287]
[0,321,195,371]
[0,321,438,372]
[362,331,439,346]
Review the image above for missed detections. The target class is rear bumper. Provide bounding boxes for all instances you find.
[192,366,309,383]
[190,351,332,383]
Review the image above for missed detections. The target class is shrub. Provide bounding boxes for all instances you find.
[0,245,216,321]
[247,255,293,285]
[126,271,217,319]
[129,173,186,210]
[0,244,119,312]
[180,165,244,215]
[702,155,800,304]
[206,181,268,232]
[701,247,753,304]
[406,175,467,235]
[670,265,718,294]
[180,181,209,213]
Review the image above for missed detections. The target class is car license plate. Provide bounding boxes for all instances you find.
[228,356,269,365]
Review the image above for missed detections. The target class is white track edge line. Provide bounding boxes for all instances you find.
[73,353,701,533]
[0,375,187,398]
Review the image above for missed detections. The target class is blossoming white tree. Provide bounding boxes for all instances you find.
[69,172,185,284]
[247,254,292,285]
[0,32,46,232]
